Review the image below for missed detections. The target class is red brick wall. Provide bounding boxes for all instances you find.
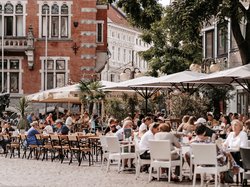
[9,0,107,94]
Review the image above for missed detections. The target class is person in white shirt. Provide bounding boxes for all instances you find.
[223,119,248,166]
[139,122,160,159]
[139,116,153,138]
[65,113,74,130]
[115,120,133,141]
[43,121,53,134]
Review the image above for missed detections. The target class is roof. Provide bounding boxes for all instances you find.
[108,4,133,29]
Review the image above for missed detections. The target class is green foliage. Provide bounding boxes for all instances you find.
[170,93,209,118]
[79,80,105,115]
[108,0,163,29]
[15,97,30,130]
[199,85,235,119]
[105,98,126,121]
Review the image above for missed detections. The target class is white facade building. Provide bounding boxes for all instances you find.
[101,5,149,82]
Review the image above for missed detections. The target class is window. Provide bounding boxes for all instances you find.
[42,58,68,90]
[96,22,103,43]
[112,46,115,60]
[0,2,24,37]
[110,74,115,82]
[205,30,214,58]
[217,25,228,56]
[41,3,69,38]
[117,48,120,61]
[123,49,126,62]
[0,59,22,93]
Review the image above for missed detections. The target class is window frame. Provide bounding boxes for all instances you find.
[40,57,69,90]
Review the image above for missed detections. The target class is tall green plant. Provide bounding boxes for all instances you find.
[170,93,209,118]
[79,80,105,115]
[15,97,30,130]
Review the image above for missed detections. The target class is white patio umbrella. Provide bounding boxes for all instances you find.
[135,71,206,93]
[103,76,160,114]
[188,64,250,84]
[26,80,117,103]
[187,64,250,93]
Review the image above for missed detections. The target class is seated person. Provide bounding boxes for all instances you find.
[186,124,238,174]
[0,122,14,153]
[139,122,160,159]
[138,116,153,138]
[55,119,69,135]
[43,121,53,134]
[223,119,248,167]
[155,122,181,179]
[104,118,118,135]
[27,121,41,145]
[115,120,133,141]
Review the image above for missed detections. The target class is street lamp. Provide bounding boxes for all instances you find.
[120,50,141,81]
[190,57,228,74]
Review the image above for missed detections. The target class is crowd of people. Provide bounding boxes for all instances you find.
[0,110,250,183]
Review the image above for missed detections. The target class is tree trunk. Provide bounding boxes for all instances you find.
[231,3,250,65]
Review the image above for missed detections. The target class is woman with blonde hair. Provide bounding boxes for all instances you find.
[154,122,181,181]
[182,116,196,134]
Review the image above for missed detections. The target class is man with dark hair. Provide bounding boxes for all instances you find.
[139,122,160,159]
[55,119,69,135]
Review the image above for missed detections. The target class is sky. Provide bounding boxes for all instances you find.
[159,0,171,6]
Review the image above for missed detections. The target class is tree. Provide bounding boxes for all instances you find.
[109,0,250,69]
[200,85,235,119]
[108,0,202,75]
[165,0,250,65]
[79,80,105,115]
[15,97,30,130]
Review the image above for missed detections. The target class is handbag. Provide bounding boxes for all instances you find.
[224,170,234,183]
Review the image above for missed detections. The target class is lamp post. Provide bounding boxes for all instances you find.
[44,6,48,90]
[189,58,224,73]
[1,7,4,92]
[120,50,141,80]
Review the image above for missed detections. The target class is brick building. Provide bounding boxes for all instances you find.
[0,0,108,104]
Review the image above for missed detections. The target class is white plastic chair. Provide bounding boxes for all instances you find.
[148,140,182,182]
[105,136,136,172]
[191,143,228,187]
[134,136,151,179]
[99,136,109,169]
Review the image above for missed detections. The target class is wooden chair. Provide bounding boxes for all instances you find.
[3,134,21,158]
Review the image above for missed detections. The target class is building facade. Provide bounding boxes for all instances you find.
[0,0,108,102]
[101,5,149,82]
[201,1,250,115]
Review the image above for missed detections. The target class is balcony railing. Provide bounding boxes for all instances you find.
[0,37,28,51]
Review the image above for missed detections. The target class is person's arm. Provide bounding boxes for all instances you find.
[240,132,248,147]
[177,123,184,132]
